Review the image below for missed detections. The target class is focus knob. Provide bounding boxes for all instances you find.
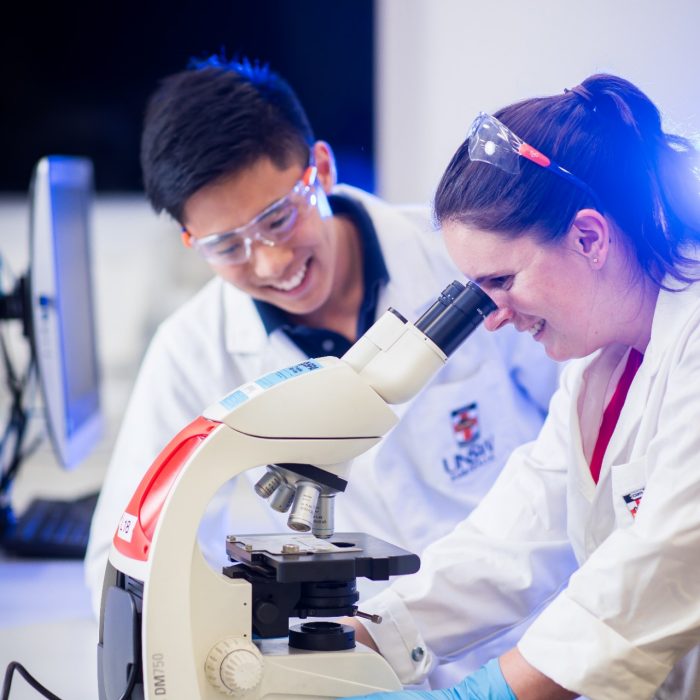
[205,638,264,696]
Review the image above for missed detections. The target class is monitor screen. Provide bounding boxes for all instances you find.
[29,156,103,469]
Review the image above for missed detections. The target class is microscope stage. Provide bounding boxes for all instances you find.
[225,532,420,582]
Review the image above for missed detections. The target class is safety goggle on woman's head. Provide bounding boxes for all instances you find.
[467,112,602,209]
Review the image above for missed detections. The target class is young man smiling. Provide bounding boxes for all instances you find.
[85,56,559,686]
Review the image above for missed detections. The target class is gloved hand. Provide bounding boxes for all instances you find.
[347,658,516,700]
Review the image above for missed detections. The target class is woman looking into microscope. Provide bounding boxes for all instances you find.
[348,74,700,700]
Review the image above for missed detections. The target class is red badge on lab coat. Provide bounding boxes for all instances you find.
[623,487,645,518]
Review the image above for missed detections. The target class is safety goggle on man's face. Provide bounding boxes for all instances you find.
[182,165,320,266]
[467,112,602,208]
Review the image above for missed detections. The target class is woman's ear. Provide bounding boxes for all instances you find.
[311,140,337,194]
[567,208,611,269]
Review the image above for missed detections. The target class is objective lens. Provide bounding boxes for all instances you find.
[270,481,296,513]
[254,468,282,499]
[287,481,321,532]
[312,494,335,539]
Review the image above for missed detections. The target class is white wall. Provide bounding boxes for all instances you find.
[375,0,700,203]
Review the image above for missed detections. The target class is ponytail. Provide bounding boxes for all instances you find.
[579,74,700,286]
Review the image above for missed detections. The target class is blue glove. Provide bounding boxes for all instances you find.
[348,658,516,700]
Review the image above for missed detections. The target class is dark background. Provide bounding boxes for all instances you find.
[0,1,375,193]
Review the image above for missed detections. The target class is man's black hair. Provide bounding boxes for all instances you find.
[141,55,314,222]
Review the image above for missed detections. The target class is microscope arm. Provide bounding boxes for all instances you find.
[105,358,402,700]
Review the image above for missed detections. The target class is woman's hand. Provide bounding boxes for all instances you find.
[339,658,516,700]
[335,647,578,700]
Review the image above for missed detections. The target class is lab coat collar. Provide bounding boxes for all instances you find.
[335,185,449,319]
[573,274,700,500]
[222,283,269,355]
[644,277,700,372]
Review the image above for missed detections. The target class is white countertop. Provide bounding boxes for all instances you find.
[0,445,106,700]
[0,558,98,700]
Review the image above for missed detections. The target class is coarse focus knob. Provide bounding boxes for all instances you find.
[205,638,264,696]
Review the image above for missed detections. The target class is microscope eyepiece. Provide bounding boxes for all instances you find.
[415,280,496,356]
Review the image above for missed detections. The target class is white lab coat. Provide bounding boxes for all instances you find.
[85,185,559,684]
[359,274,700,699]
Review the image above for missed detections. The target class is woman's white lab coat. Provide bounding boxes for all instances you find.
[360,276,700,699]
[85,185,558,685]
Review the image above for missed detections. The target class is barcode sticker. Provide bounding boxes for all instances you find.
[117,512,138,542]
[219,360,322,411]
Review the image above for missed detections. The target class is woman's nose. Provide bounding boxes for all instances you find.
[251,242,294,279]
[484,306,514,332]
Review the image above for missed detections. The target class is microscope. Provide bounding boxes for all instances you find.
[97,280,495,700]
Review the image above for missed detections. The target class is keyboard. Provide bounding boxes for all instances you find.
[2,491,99,559]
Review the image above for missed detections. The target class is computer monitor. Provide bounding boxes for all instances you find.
[28,155,103,468]
[0,155,103,555]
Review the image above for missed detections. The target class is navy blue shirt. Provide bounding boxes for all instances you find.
[254,192,389,358]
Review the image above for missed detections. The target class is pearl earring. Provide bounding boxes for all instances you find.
[593,257,599,264]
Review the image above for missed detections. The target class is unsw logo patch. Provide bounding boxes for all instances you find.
[442,402,495,481]
[451,402,480,447]
[623,487,645,518]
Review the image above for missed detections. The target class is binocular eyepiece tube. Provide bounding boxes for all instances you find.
[249,281,495,541]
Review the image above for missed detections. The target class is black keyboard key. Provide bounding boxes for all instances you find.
[2,491,99,559]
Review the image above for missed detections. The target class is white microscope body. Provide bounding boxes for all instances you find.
[97,281,495,700]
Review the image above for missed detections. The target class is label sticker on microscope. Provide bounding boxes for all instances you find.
[219,360,323,411]
[117,512,138,542]
[219,382,264,410]
[219,389,249,411]
[255,359,323,389]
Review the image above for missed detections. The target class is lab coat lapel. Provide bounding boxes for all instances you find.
[378,237,446,320]
[222,283,267,355]
[577,282,700,554]
[221,282,304,381]
[336,185,450,321]
[563,282,697,558]
[595,282,700,482]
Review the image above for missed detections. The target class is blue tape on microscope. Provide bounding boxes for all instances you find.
[256,359,323,388]
[219,359,323,411]
[219,389,249,411]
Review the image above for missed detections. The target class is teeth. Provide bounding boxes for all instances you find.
[270,261,308,292]
[529,319,545,336]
